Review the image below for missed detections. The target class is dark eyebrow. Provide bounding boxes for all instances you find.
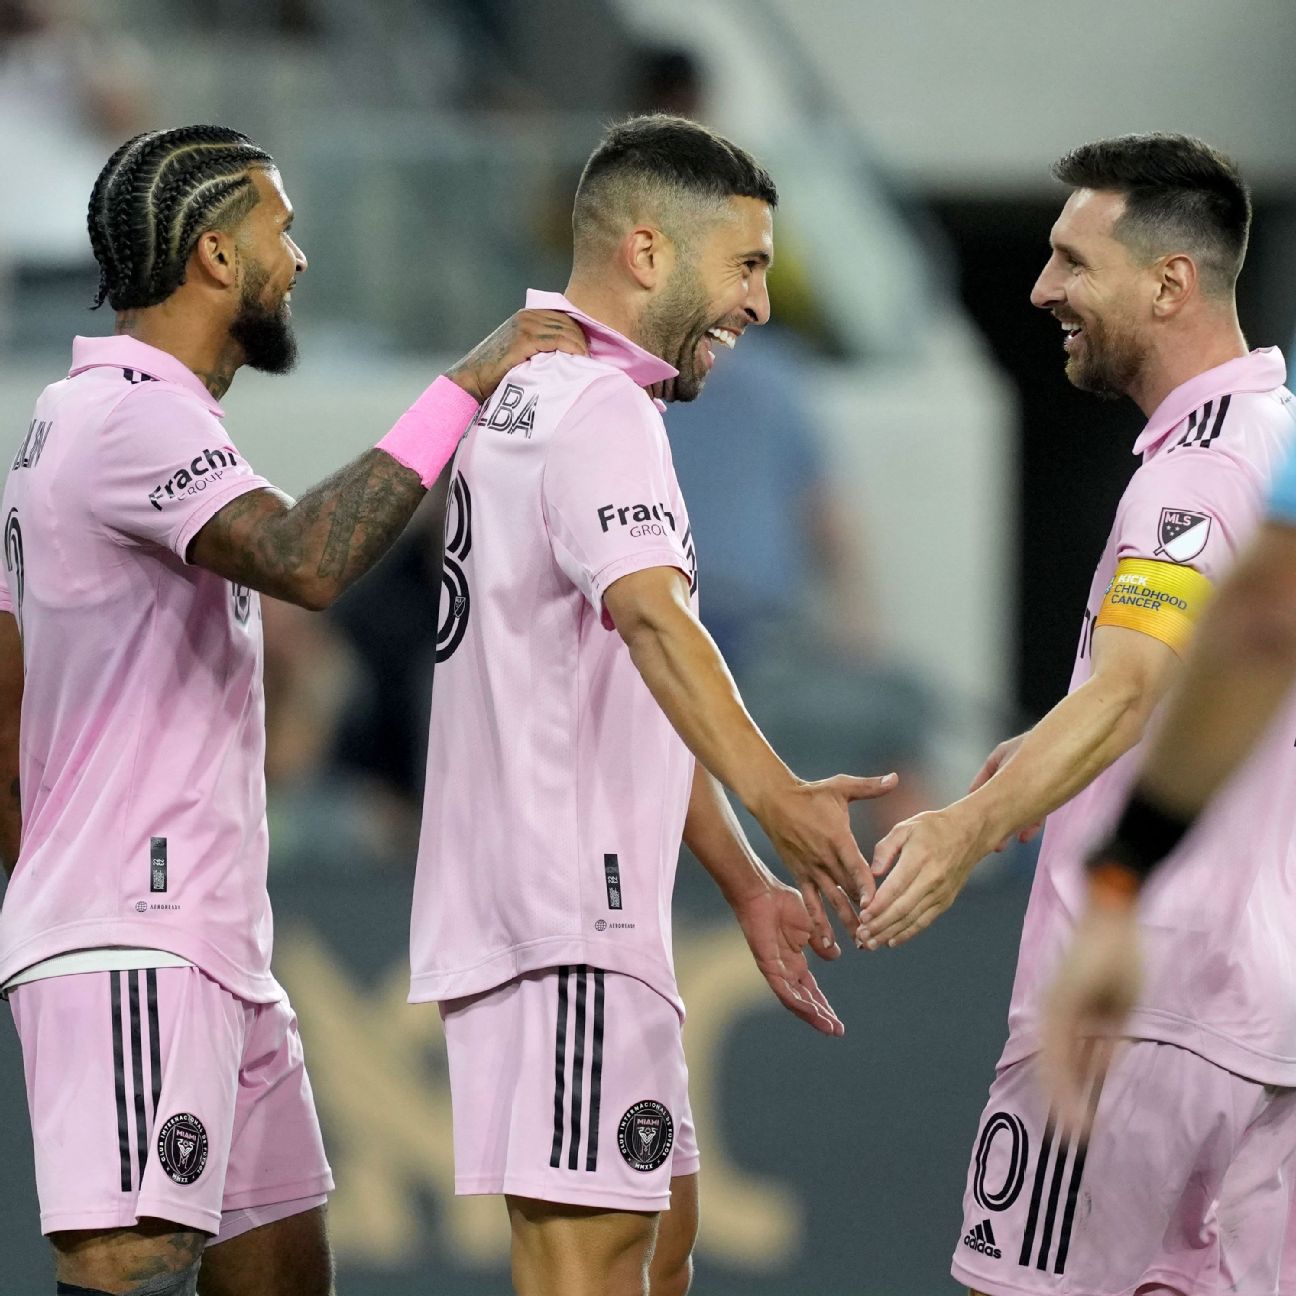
[739,249,772,268]
[1052,240,1084,264]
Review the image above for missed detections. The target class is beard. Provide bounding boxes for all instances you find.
[1064,312,1146,401]
[640,262,714,404]
[229,262,298,375]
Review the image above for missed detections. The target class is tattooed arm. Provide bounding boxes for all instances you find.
[189,309,585,608]
[0,612,21,877]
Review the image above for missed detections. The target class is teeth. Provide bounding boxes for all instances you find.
[706,327,738,349]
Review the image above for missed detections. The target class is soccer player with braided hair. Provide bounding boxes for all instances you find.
[0,124,585,1296]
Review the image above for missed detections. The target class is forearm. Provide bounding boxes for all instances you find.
[956,670,1154,854]
[201,449,426,610]
[1136,538,1296,816]
[620,602,794,814]
[683,766,775,907]
[0,762,18,877]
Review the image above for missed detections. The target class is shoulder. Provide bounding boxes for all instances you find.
[1162,387,1294,460]
[99,378,226,445]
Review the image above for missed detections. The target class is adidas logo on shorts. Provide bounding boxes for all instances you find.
[962,1219,1002,1260]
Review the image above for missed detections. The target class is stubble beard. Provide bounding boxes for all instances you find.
[641,261,712,404]
[1065,313,1147,402]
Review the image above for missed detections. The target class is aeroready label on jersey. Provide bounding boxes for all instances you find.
[1156,508,1211,563]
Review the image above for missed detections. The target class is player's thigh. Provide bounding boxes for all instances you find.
[952,1040,1273,1296]
[648,1172,698,1296]
[197,1203,333,1296]
[50,1216,205,1292]
[507,1193,659,1296]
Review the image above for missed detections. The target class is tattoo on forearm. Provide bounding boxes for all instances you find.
[200,450,425,605]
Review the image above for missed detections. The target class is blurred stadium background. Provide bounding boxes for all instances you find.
[1,1,1294,1291]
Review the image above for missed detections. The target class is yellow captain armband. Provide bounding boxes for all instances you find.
[1094,558,1214,654]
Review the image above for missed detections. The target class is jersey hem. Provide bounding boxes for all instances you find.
[0,920,283,1005]
[219,1171,335,1213]
[999,1007,1296,1087]
[40,1198,221,1237]
[409,939,683,1016]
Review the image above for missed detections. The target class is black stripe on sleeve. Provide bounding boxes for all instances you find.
[128,972,148,1182]
[585,970,605,1172]
[567,967,588,1171]
[111,972,131,1193]
[550,967,570,1169]
[146,970,162,1118]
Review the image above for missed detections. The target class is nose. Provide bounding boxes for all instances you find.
[746,273,772,326]
[291,238,308,275]
[1030,254,1063,310]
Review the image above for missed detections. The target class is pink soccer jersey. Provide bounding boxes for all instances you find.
[0,335,281,1002]
[1002,348,1296,1083]
[409,291,698,1010]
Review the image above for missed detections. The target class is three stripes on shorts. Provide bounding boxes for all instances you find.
[550,964,605,1173]
[110,969,162,1192]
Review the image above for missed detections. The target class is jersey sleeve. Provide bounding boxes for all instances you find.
[92,385,274,561]
[542,378,691,630]
[1095,450,1264,652]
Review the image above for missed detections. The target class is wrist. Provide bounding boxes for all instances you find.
[1087,860,1140,912]
[1085,787,1194,888]
[375,375,480,488]
[443,365,483,404]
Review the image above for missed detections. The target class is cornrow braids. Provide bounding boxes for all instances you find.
[87,125,274,311]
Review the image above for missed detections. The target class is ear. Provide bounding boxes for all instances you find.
[1152,252,1197,319]
[620,224,674,290]
[191,229,239,290]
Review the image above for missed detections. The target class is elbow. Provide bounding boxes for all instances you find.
[284,577,338,613]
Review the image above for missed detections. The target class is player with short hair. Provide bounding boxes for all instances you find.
[412,113,894,1296]
[848,133,1294,1294]
[0,124,586,1296]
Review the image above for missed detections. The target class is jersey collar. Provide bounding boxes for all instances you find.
[1134,347,1286,458]
[525,290,678,390]
[69,335,227,417]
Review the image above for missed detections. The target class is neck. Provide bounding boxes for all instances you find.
[563,275,651,351]
[1128,309,1249,418]
[114,301,244,400]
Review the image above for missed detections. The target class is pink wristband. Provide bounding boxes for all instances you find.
[375,375,481,487]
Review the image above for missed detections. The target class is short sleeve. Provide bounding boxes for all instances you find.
[1113,450,1264,582]
[1267,440,1296,526]
[542,379,691,629]
[92,385,274,561]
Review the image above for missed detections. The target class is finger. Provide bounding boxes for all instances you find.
[830,832,873,906]
[799,883,837,953]
[869,823,909,880]
[794,966,844,1036]
[859,843,921,924]
[1018,821,1044,844]
[767,971,835,1034]
[833,772,898,803]
[858,866,929,946]
[883,893,947,947]
[820,874,860,932]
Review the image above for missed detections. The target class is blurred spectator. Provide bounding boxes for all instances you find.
[0,0,150,343]
[262,597,418,874]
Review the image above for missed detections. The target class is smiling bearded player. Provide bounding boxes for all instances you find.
[0,125,586,1296]
[411,114,898,1296]
[848,135,1294,1294]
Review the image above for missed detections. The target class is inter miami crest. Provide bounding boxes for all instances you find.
[617,1099,674,1172]
[1155,508,1212,563]
[157,1112,209,1185]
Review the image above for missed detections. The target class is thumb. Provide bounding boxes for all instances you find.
[871,822,909,879]
[834,772,899,803]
